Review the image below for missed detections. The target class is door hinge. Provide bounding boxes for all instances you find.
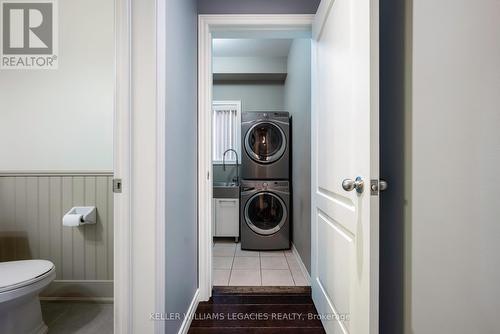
[112,178,122,193]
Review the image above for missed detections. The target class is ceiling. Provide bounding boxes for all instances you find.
[212,39,293,58]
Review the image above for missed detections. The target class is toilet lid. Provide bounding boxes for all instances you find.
[0,260,54,292]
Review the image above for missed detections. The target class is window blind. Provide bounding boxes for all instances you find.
[213,101,241,163]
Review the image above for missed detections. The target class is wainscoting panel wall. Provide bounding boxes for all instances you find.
[0,173,113,298]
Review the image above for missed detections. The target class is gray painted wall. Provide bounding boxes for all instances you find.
[408,0,500,333]
[198,0,320,14]
[213,84,285,112]
[165,0,198,333]
[284,39,311,273]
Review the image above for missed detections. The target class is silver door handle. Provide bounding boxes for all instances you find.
[342,176,364,194]
[370,179,388,195]
[379,179,388,192]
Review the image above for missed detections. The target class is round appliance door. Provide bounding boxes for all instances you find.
[244,122,286,164]
[244,192,287,236]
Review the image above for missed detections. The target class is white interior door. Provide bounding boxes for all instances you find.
[311,0,379,333]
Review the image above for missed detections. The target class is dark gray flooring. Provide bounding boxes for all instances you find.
[41,301,113,334]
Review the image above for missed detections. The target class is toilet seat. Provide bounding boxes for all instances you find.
[0,260,55,293]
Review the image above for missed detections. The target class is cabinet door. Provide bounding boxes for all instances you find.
[214,199,239,237]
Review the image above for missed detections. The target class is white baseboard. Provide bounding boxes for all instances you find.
[39,297,113,303]
[291,243,311,285]
[40,280,113,300]
[178,288,200,334]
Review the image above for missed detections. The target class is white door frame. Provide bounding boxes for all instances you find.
[115,0,167,332]
[197,14,314,301]
[114,0,133,332]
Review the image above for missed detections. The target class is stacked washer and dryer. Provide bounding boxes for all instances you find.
[240,112,291,250]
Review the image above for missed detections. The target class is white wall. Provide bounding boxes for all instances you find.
[284,39,311,272]
[0,0,114,172]
[408,0,500,333]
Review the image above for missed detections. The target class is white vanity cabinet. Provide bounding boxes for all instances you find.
[213,198,239,239]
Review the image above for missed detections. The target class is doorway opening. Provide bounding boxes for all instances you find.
[198,15,315,300]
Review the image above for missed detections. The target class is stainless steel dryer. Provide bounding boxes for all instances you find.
[240,180,290,250]
[241,112,290,179]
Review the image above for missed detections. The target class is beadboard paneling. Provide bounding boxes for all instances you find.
[0,175,114,283]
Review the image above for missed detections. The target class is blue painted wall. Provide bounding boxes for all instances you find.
[165,0,198,333]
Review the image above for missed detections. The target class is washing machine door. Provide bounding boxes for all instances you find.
[244,192,287,235]
[244,122,286,164]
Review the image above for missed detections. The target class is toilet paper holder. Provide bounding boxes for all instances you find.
[63,207,96,226]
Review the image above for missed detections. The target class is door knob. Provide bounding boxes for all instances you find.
[370,179,388,195]
[379,179,388,192]
[342,176,364,194]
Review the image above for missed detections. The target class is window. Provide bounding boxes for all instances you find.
[212,100,241,164]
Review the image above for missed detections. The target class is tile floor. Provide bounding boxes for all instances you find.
[41,301,113,334]
[212,239,310,286]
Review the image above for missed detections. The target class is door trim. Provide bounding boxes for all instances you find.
[154,0,167,332]
[114,0,132,332]
[114,0,167,332]
[197,14,314,302]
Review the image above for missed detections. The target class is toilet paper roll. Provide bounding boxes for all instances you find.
[63,214,83,227]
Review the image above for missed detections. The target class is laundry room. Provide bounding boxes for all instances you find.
[210,36,312,287]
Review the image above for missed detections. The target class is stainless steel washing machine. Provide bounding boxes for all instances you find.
[241,112,290,180]
[240,180,290,250]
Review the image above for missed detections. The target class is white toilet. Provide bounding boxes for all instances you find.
[0,260,55,334]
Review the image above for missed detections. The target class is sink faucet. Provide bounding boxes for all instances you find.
[222,149,239,183]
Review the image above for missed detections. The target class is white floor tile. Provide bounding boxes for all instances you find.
[229,269,261,286]
[285,257,301,270]
[213,247,236,257]
[213,256,233,269]
[213,241,237,249]
[232,256,260,270]
[261,270,294,286]
[284,249,294,257]
[260,250,285,257]
[213,269,231,286]
[291,269,309,286]
[235,245,260,257]
[260,256,289,270]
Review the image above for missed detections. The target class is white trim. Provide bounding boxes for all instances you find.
[198,14,314,302]
[40,297,114,303]
[178,289,200,334]
[291,243,312,285]
[114,0,132,332]
[41,280,114,299]
[155,0,166,333]
[313,0,335,40]
[198,15,213,302]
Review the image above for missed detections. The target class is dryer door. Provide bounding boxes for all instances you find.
[244,122,286,164]
[244,192,287,235]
